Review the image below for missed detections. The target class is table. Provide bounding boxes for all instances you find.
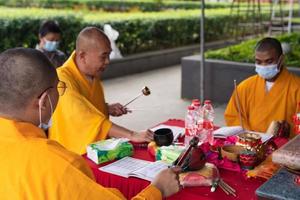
[84,119,265,200]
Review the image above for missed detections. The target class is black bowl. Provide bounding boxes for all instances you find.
[154,128,174,147]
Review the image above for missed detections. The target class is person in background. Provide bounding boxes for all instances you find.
[0,47,180,200]
[36,20,66,68]
[225,37,300,138]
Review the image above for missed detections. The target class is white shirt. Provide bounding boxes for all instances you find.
[265,81,274,92]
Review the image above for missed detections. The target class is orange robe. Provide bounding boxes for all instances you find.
[49,52,112,154]
[225,68,300,138]
[0,117,161,200]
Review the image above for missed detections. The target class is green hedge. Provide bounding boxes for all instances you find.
[0,8,82,55]
[0,7,269,56]
[205,33,300,67]
[0,0,233,11]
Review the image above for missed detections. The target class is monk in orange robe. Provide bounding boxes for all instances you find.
[49,27,153,154]
[0,48,180,199]
[225,37,300,138]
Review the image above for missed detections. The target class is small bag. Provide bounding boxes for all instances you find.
[179,163,218,187]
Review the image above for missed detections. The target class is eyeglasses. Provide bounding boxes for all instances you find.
[37,80,67,98]
[57,80,67,96]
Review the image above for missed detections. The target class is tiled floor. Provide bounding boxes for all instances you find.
[103,65,227,131]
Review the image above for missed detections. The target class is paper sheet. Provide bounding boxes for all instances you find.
[99,157,151,178]
[213,126,244,138]
[99,157,169,181]
[130,161,169,181]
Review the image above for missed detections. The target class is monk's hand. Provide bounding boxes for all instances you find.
[130,130,154,142]
[151,167,181,197]
[108,103,128,117]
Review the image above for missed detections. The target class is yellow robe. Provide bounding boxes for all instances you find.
[224,68,300,138]
[49,52,112,154]
[0,117,161,200]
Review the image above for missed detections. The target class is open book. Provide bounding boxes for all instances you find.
[99,157,169,182]
[213,126,273,143]
[213,126,244,138]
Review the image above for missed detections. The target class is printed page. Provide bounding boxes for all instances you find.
[129,161,170,182]
[99,157,151,178]
[213,126,244,138]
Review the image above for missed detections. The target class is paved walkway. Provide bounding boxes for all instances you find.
[103,65,226,131]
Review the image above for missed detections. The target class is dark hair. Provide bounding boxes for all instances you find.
[0,48,56,113]
[255,37,283,58]
[39,20,62,37]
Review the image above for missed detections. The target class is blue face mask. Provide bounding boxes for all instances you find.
[255,63,279,80]
[43,40,59,52]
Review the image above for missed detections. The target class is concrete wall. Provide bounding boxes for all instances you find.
[101,40,239,80]
[181,55,300,104]
[102,45,200,80]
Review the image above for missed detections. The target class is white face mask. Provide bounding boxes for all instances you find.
[255,63,280,80]
[38,94,53,130]
[255,55,283,80]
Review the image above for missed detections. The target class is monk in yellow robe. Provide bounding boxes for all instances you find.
[0,47,180,199]
[225,37,300,138]
[49,27,153,154]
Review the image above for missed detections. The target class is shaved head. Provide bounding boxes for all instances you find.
[76,26,110,52]
[255,37,283,58]
[0,48,56,115]
[75,27,112,78]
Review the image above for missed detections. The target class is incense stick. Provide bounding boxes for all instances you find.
[220,180,236,197]
[220,179,236,193]
[234,79,244,130]
[219,183,230,195]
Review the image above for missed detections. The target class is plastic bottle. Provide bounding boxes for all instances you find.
[192,99,201,107]
[191,99,201,125]
[199,100,214,145]
[203,100,214,123]
[191,99,204,137]
[185,105,196,146]
[201,120,214,145]
[192,99,201,114]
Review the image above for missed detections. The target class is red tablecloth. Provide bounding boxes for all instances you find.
[84,119,265,200]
